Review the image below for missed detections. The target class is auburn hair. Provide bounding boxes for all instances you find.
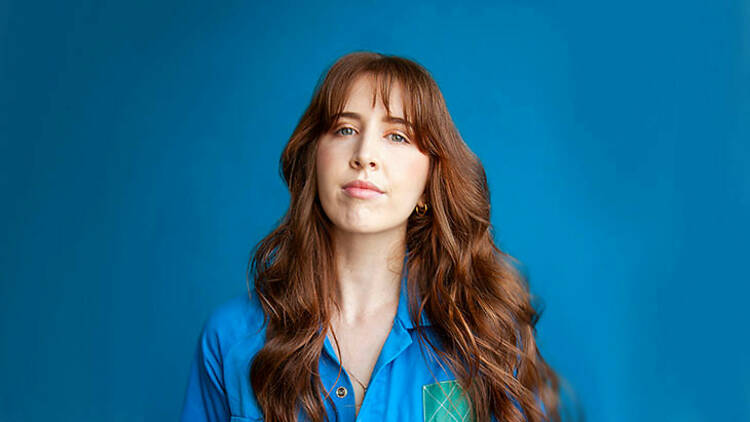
[247,51,569,422]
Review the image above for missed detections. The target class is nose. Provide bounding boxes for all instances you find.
[349,128,379,170]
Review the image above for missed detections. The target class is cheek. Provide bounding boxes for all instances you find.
[316,145,334,183]
[392,153,430,197]
[407,155,430,191]
[316,142,347,200]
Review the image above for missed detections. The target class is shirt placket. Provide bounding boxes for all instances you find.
[319,333,357,421]
[319,318,414,422]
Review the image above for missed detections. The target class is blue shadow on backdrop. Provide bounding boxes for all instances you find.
[1,1,748,421]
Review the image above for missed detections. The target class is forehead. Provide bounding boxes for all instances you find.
[342,74,406,116]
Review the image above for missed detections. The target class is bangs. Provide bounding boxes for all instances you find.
[315,58,436,153]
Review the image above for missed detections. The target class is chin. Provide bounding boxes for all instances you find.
[330,219,386,234]
[340,223,382,234]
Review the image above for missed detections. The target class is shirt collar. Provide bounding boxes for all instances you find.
[396,252,432,330]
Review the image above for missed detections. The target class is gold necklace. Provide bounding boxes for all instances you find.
[327,330,369,392]
[348,370,368,392]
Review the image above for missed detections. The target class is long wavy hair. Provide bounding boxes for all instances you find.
[247,51,571,422]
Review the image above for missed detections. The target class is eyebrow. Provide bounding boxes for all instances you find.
[332,111,413,129]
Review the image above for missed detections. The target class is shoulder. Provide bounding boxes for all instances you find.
[198,290,267,362]
[181,291,268,420]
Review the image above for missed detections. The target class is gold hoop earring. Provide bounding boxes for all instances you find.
[415,203,428,216]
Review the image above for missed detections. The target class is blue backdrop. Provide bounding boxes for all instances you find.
[1,1,748,421]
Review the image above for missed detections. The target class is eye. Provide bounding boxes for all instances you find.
[334,126,356,136]
[388,132,410,144]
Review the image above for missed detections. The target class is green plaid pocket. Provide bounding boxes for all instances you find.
[422,380,475,422]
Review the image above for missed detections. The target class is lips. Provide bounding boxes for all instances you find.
[342,179,383,193]
[342,179,384,199]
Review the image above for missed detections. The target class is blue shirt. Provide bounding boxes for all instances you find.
[179,267,542,421]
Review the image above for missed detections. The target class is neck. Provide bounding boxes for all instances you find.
[330,226,406,325]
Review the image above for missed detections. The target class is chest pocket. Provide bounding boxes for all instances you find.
[422,380,475,422]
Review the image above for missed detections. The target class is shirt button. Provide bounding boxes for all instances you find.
[335,386,347,398]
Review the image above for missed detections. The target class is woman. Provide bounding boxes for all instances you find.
[180,51,563,422]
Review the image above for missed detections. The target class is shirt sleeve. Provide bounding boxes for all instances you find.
[499,390,547,422]
[507,353,549,422]
[179,318,231,422]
